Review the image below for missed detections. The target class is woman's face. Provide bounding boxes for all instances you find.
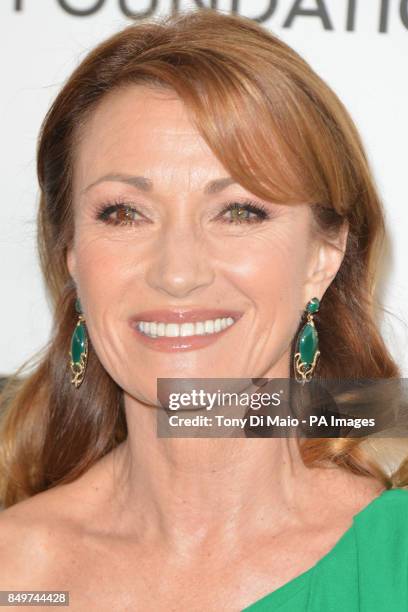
[67,85,341,405]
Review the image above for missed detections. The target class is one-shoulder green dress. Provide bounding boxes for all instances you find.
[242,488,408,611]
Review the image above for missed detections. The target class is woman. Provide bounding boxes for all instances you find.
[0,8,407,611]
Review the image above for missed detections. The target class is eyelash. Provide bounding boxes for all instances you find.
[95,199,271,227]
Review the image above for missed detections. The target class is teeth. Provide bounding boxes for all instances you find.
[137,317,236,338]
[157,322,166,337]
[204,320,214,334]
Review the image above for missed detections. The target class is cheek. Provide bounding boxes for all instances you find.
[219,221,311,368]
[225,226,309,318]
[71,233,133,334]
[70,236,134,387]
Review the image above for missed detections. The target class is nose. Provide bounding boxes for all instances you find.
[145,220,215,299]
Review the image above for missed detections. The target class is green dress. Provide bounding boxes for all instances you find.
[242,488,408,611]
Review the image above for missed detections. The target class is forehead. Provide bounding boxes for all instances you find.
[80,84,193,139]
[73,85,225,193]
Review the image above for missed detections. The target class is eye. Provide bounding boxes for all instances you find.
[217,200,270,224]
[95,199,271,227]
[95,202,146,226]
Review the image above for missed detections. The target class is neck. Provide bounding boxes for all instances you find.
[107,395,320,552]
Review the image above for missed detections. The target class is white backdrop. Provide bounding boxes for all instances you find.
[1,0,407,375]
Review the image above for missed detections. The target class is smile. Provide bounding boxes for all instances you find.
[129,308,243,352]
[136,317,236,338]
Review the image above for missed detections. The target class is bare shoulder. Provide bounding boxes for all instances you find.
[0,453,118,589]
[0,491,66,588]
[315,468,386,525]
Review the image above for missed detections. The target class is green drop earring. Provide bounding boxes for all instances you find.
[294,297,320,384]
[69,298,88,388]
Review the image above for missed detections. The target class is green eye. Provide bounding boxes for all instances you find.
[230,207,250,221]
[220,201,269,224]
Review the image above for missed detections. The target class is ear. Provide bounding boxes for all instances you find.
[302,219,349,305]
[66,246,77,284]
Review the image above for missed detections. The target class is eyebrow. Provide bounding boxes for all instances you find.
[81,174,236,195]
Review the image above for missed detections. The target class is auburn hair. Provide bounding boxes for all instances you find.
[1,8,406,508]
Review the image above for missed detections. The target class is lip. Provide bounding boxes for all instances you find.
[128,308,244,353]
